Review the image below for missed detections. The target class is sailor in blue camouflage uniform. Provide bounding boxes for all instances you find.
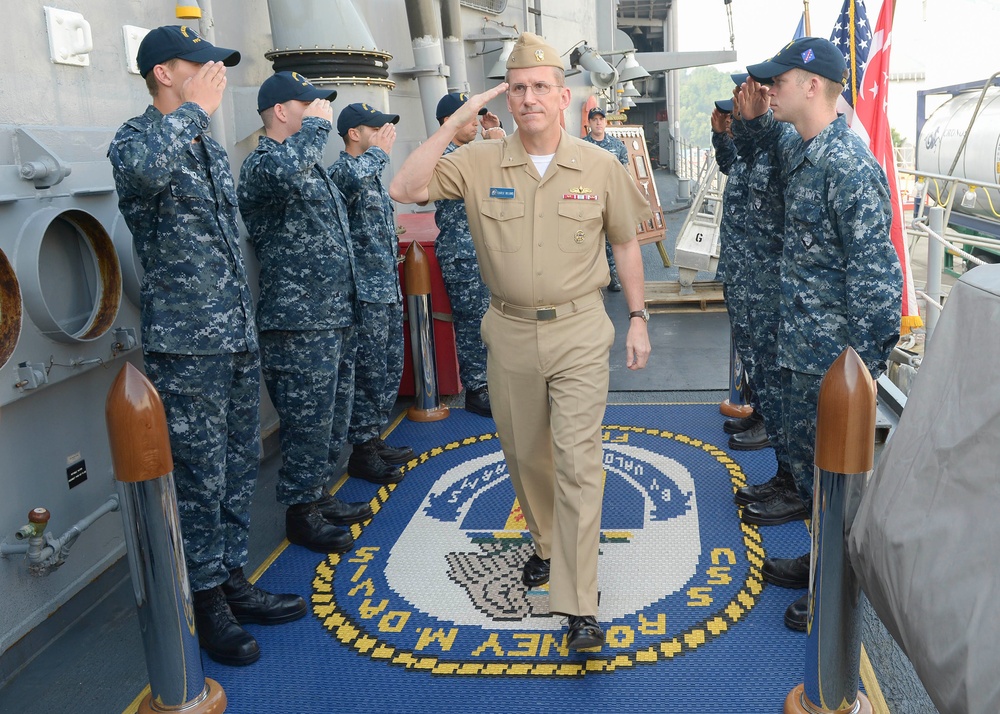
[582,107,627,291]
[330,103,414,484]
[718,83,804,524]
[108,26,304,668]
[238,72,375,557]
[739,37,902,631]
[433,92,505,418]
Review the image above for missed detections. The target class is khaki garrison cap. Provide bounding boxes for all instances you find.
[505,32,564,71]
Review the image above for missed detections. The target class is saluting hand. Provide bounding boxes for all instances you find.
[181,61,227,117]
[370,122,397,153]
[303,98,334,124]
[736,79,770,122]
[448,84,509,131]
[710,109,729,134]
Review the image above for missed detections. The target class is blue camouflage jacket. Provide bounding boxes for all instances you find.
[582,133,630,166]
[108,102,257,355]
[743,112,902,376]
[329,147,402,304]
[433,142,478,266]
[238,117,358,332]
[713,130,750,287]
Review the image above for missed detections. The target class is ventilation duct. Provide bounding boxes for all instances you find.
[265,0,394,88]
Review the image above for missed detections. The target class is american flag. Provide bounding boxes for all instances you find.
[849,0,923,332]
[829,0,873,110]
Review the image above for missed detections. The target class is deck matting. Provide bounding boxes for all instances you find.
[198,404,816,713]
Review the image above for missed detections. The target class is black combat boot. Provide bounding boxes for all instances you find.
[221,567,307,625]
[313,493,373,525]
[192,585,260,666]
[723,411,762,434]
[465,386,492,418]
[734,465,794,506]
[348,439,404,484]
[286,503,355,553]
[728,421,770,450]
[373,437,415,465]
[762,552,811,589]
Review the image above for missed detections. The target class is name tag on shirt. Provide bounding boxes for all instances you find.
[489,187,515,199]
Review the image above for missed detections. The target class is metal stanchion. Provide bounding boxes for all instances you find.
[403,240,449,422]
[785,347,874,714]
[106,363,226,714]
[924,206,945,340]
[720,334,753,418]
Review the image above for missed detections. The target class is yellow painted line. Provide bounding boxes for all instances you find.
[861,644,891,714]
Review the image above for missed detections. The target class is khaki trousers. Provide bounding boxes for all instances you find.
[481,299,614,616]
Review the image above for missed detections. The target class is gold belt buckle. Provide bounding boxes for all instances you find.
[536,307,558,320]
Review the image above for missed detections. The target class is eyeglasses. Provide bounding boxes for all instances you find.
[508,82,563,97]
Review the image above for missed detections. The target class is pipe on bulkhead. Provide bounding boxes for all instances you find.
[403,0,450,136]
[0,498,121,576]
[440,0,467,93]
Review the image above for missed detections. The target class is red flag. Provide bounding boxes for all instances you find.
[849,0,923,333]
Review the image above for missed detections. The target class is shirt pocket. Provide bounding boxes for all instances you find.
[479,199,524,252]
[557,201,603,253]
[786,198,823,252]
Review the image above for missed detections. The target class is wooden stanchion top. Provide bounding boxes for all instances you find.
[815,347,877,474]
[403,240,433,295]
[105,363,173,483]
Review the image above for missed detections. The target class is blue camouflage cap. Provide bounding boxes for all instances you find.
[730,72,749,86]
[714,99,734,113]
[746,37,846,85]
[337,102,400,137]
[257,71,337,113]
[435,92,488,122]
[137,25,240,78]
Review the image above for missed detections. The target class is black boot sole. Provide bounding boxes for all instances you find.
[762,570,809,589]
[733,488,778,507]
[740,508,808,527]
[729,439,770,451]
[349,470,403,485]
[229,603,308,626]
[287,535,355,554]
[323,511,372,526]
[200,642,261,667]
[378,452,413,466]
[784,612,807,632]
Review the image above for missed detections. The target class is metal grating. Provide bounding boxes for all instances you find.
[460,0,507,14]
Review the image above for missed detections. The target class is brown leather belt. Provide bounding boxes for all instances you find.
[490,291,603,321]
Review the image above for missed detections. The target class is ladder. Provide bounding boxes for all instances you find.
[673,158,726,294]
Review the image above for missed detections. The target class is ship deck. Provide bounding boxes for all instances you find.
[0,168,948,714]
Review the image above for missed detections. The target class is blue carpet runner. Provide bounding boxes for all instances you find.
[204,404,813,713]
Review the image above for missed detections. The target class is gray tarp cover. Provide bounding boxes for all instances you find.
[849,264,1000,714]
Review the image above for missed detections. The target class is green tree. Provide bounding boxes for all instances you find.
[679,67,734,149]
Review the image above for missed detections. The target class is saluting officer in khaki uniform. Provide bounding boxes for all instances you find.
[390,32,651,650]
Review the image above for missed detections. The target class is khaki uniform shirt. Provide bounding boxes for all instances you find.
[426,129,651,308]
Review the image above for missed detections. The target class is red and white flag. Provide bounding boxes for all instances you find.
[849,0,923,333]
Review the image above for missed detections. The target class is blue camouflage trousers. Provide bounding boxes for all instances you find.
[745,289,787,469]
[723,280,760,414]
[780,368,823,511]
[143,350,261,592]
[260,328,353,505]
[439,257,489,392]
[348,301,403,444]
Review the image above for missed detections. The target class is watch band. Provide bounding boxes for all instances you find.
[628,309,649,322]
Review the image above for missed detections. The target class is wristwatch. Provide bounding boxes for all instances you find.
[628,309,649,323]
